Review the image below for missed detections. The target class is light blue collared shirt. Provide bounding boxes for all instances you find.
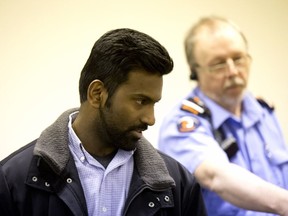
[68,111,134,216]
[159,87,288,216]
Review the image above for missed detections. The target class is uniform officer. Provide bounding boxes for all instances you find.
[158,16,288,216]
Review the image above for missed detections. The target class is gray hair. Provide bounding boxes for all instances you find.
[184,15,248,80]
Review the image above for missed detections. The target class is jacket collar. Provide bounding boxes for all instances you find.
[33,108,175,189]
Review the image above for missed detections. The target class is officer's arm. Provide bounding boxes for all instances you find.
[194,160,288,216]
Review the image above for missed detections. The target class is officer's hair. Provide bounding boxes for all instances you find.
[184,15,249,80]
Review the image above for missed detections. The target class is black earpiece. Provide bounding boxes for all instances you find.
[190,69,198,80]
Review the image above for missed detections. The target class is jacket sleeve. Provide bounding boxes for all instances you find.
[178,162,207,215]
[159,151,207,215]
[0,165,15,216]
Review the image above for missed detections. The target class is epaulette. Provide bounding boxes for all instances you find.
[180,96,238,159]
[256,97,275,112]
[180,96,211,118]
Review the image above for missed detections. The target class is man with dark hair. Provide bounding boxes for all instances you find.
[0,28,206,216]
[158,16,288,216]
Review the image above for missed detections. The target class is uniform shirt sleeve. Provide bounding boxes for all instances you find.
[158,111,229,174]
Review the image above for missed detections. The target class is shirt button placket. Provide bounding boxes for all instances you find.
[102,206,107,212]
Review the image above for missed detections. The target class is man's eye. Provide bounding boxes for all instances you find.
[212,63,226,69]
[233,56,245,64]
[136,99,146,105]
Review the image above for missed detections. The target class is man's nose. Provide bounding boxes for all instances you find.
[226,59,239,76]
[141,108,156,126]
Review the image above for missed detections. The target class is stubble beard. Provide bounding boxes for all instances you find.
[98,106,139,151]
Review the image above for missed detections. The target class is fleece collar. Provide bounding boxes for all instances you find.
[33,108,175,189]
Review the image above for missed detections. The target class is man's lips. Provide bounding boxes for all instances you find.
[131,130,143,139]
[131,126,147,138]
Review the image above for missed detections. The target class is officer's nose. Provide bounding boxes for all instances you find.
[226,59,239,76]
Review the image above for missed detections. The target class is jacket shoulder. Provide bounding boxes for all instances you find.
[157,150,207,215]
[157,150,197,183]
[1,140,36,173]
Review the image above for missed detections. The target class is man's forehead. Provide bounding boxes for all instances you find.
[118,70,163,100]
[125,70,162,83]
[196,22,241,41]
[195,25,246,53]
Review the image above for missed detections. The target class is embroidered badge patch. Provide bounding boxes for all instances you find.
[177,116,200,132]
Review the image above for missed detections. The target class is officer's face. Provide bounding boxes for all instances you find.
[194,24,250,109]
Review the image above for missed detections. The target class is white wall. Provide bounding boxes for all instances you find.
[1,0,288,159]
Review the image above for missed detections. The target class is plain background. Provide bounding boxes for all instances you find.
[1,0,288,160]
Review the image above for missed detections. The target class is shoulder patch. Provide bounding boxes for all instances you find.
[177,116,200,132]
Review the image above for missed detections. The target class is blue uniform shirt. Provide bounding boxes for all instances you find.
[158,87,288,216]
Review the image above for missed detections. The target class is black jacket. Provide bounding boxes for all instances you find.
[0,109,207,216]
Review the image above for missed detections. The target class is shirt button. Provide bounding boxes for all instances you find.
[102,207,107,212]
[80,156,85,162]
[66,178,73,183]
[265,144,272,158]
[32,176,38,182]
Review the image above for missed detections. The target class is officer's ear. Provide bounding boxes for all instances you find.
[87,80,108,108]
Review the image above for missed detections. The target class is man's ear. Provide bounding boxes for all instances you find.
[87,80,107,108]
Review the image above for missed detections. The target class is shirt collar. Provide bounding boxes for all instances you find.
[68,111,86,163]
[67,111,134,169]
[241,92,265,128]
[194,88,264,129]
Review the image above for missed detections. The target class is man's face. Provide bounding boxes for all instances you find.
[99,70,163,151]
[194,24,250,107]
